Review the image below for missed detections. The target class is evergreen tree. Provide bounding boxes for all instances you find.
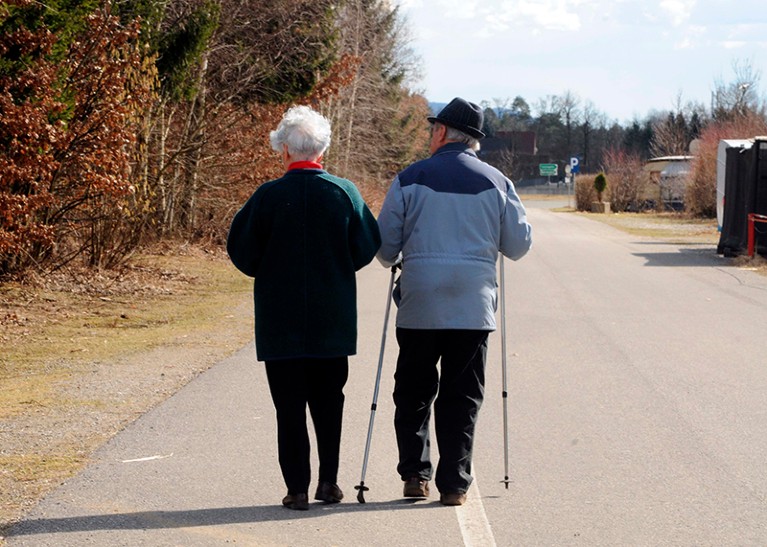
[481,105,499,137]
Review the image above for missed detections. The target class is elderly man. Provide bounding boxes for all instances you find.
[376,97,532,506]
[228,105,381,510]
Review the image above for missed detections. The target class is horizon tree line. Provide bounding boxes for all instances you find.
[477,59,766,183]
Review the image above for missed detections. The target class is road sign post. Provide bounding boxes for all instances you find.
[568,157,580,208]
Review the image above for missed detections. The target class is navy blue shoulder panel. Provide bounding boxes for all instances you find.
[399,146,503,195]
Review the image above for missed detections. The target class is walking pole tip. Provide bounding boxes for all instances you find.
[354,483,369,503]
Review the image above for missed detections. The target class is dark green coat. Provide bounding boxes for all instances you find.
[227,168,381,361]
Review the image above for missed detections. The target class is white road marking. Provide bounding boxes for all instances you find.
[120,453,173,463]
[455,477,497,547]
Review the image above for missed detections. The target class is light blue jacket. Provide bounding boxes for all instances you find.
[376,142,532,330]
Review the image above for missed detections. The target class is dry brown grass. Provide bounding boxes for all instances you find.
[733,253,767,271]
[587,211,720,243]
[0,244,254,537]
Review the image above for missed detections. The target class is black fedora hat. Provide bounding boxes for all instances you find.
[427,97,485,139]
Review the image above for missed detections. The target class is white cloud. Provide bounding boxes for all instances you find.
[673,24,706,49]
[435,0,482,20]
[481,17,509,37]
[725,23,767,43]
[494,0,583,32]
[659,0,696,26]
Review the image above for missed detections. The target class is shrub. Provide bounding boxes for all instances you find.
[575,173,597,211]
[602,148,647,212]
[0,4,154,274]
[594,172,608,202]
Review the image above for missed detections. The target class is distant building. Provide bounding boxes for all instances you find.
[643,155,693,209]
[479,131,540,182]
[481,131,537,156]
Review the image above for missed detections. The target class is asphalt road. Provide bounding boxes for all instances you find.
[7,203,767,546]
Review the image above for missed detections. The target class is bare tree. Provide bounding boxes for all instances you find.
[649,93,693,157]
[139,0,345,236]
[322,0,428,189]
[650,113,689,157]
[603,148,646,212]
[712,59,765,122]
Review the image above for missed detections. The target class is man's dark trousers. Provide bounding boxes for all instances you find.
[265,357,348,495]
[393,328,488,494]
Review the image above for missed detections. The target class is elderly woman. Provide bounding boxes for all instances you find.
[227,105,381,510]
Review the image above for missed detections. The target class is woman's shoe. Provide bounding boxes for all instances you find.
[282,493,309,510]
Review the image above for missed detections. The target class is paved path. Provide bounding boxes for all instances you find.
[7,205,767,546]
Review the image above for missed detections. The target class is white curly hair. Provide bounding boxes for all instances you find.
[269,105,332,161]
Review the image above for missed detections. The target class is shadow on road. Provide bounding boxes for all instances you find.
[631,242,725,268]
[7,499,441,537]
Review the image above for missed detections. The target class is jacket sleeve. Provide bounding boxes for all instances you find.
[348,189,382,271]
[500,181,533,261]
[226,191,264,277]
[376,176,405,267]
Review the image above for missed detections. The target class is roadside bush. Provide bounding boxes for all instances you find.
[603,148,647,212]
[575,173,597,211]
[0,4,154,275]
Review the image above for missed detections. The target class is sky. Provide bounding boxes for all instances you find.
[394,0,767,124]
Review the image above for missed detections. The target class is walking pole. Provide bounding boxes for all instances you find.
[499,255,512,489]
[355,265,397,503]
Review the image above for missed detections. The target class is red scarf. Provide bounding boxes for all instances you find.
[288,161,323,171]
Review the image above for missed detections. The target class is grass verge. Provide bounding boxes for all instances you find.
[575,209,767,273]
[584,211,720,243]
[0,245,254,537]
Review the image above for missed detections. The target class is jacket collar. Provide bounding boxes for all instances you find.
[287,161,323,171]
[433,142,477,157]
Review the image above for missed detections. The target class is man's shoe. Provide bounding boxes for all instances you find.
[439,492,467,506]
[403,477,430,498]
[282,493,309,510]
[314,481,344,503]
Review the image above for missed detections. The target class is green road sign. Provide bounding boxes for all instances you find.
[539,163,558,176]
